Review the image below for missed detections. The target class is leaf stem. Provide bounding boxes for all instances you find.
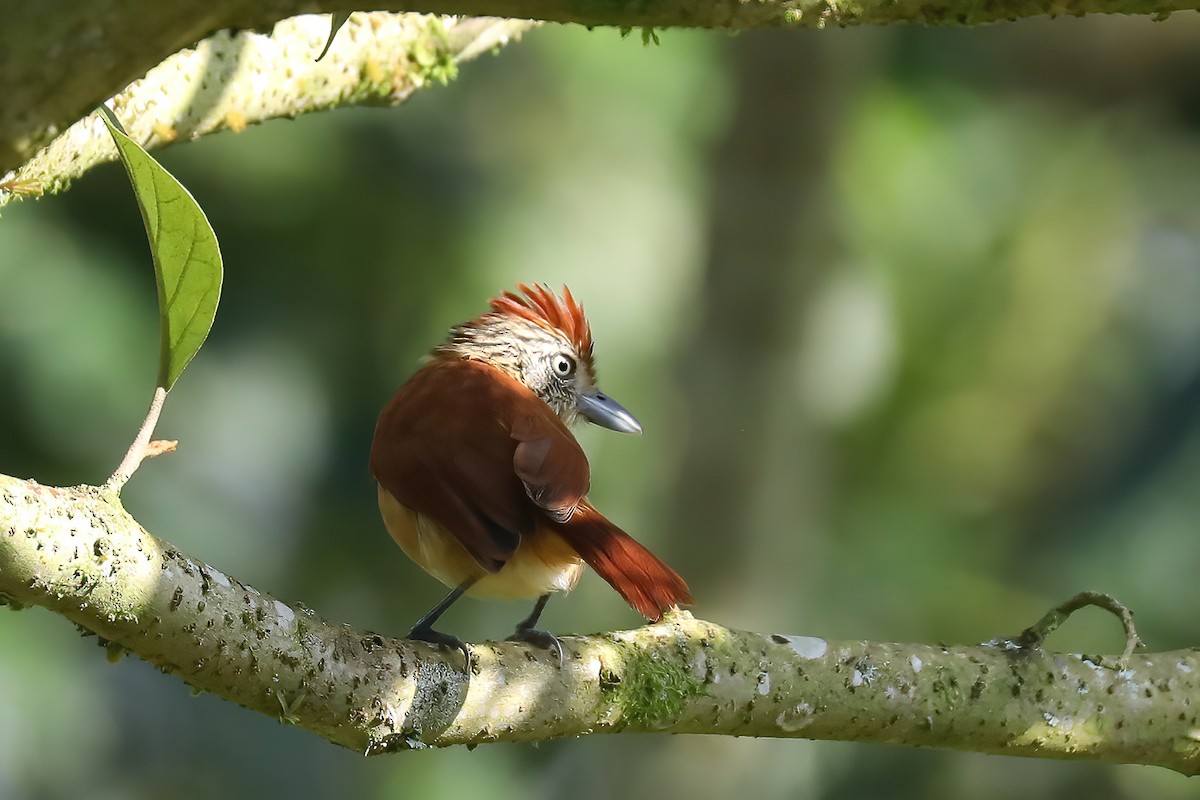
[107,385,168,490]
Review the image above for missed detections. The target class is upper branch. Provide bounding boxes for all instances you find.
[1,0,1194,178]
[0,10,530,184]
[1,473,1197,771]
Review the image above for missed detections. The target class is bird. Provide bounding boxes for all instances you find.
[370,283,692,662]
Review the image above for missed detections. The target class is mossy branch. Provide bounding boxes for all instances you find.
[1,473,1197,770]
[0,1,1192,180]
[0,12,530,197]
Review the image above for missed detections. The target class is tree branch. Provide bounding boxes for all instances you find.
[1,473,1197,770]
[0,0,1192,178]
[0,13,530,203]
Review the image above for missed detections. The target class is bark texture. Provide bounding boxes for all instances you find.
[0,1,1193,176]
[1,473,1197,770]
[0,9,529,183]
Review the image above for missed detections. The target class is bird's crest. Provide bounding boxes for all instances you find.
[490,284,594,360]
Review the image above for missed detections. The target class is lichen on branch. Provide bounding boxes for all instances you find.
[1,0,1194,182]
[0,13,530,198]
[1,473,1198,770]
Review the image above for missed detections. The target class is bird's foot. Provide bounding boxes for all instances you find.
[507,625,565,666]
[408,623,471,667]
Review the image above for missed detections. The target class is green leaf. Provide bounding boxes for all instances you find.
[316,12,352,62]
[99,107,222,391]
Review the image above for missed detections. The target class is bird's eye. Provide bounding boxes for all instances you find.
[552,353,577,378]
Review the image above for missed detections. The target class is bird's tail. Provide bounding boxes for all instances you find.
[554,502,692,620]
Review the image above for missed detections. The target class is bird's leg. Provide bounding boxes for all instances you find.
[507,593,564,665]
[408,581,474,664]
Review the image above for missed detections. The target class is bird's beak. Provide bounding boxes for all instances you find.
[577,389,643,435]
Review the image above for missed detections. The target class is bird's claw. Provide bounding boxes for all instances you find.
[508,625,565,667]
[408,624,471,667]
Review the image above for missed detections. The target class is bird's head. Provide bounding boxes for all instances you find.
[434,284,642,434]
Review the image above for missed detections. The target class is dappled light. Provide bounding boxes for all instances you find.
[5,10,1200,800]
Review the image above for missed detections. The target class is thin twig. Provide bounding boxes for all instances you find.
[106,385,168,490]
[1003,590,1145,668]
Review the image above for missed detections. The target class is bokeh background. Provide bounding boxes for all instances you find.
[3,13,1200,799]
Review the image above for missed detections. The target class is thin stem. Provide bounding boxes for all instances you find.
[1004,590,1145,668]
[107,385,168,490]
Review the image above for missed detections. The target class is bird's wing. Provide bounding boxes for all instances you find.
[370,359,588,572]
[510,406,590,523]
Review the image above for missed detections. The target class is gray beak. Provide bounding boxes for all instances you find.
[577,389,643,435]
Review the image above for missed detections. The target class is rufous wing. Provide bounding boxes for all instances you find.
[373,356,691,618]
[371,359,589,572]
[510,410,590,523]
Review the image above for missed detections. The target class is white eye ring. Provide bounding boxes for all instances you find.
[553,353,577,378]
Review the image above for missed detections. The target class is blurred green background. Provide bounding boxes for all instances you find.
[3,13,1200,800]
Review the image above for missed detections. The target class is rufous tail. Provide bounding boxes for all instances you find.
[554,502,692,620]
